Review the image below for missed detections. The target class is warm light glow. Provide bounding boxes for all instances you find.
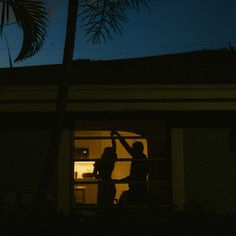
[73,130,148,203]
[74,161,95,179]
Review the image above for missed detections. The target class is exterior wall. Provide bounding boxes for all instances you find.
[0,84,236,212]
[183,128,236,213]
[171,129,185,208]
[57,130,71,214]
[0,85,236,112]
[0,128,71,212]
[0,129,51,204]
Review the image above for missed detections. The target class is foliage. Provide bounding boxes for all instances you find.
[0,0,49,62]
[0,0,150,62]
[79,0,150,44]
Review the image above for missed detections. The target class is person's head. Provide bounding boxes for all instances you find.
[132,141,144,153]
[102,147,117,159]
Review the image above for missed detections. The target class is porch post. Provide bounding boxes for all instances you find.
[57,130,71,214]
[171,128,185,207]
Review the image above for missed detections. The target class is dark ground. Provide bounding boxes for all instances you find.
[1,203,236,236]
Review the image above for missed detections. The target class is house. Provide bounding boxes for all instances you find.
[0,50,236,214]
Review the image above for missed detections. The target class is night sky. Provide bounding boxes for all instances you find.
[0,0,236,68]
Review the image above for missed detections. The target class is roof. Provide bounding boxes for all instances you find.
[0,50,236,86]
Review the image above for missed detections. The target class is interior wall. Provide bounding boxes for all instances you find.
[184,128,236,213]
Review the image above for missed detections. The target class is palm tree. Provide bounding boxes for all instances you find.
[0,0,49,62]
[36,0,151,210]
[1,0,150,210]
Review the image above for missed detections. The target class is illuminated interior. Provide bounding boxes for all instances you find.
[74,161,95,179]
[73,130,147,204]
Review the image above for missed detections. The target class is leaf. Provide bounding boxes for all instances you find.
[0,0,49,62]
[4,31,13,67]
[79,0,150,44]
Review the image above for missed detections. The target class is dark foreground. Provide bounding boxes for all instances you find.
[1,204,236,236]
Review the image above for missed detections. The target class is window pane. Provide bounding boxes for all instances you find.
[72,130,148,206]
[74,161,95,179]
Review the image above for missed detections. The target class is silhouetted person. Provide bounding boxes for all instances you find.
[112,130,148,204]
[93,133,117,205]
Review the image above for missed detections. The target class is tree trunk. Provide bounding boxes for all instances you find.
[34,0,79,210]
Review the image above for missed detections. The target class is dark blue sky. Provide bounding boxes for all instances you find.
[1,0,236,67]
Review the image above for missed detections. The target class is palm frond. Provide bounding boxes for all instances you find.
[118,0,151,11]
[3,31,13,67]
[79,0,150,44]
[0,0,49,62]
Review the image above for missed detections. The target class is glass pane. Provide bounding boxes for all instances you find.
[73,183,129,205]
[74,183,97,204]
[74,130,148,159]
[73,130,149,206]
[74,161,95,179]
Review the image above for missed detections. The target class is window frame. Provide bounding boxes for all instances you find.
[71,130,171,210]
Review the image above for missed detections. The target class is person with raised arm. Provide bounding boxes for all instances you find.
[93,132,117,205]
[111,130,148,205]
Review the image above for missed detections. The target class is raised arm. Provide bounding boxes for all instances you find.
[112,130,134,157]
[111,131,116,153]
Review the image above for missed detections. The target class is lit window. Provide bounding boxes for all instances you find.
[73,131,147,205]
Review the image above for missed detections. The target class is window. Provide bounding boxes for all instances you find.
[71,128,171,208]
[72,131,148,205]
